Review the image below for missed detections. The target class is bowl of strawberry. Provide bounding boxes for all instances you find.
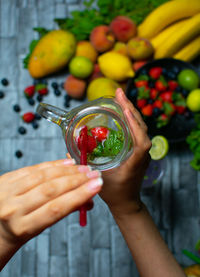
[126,58,199,143]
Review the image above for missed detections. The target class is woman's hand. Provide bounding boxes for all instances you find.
[100,88,152,217]
[0,159,102,269]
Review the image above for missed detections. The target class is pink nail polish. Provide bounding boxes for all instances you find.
[78,166,92,173]
[63,159,76,165]
[87,170,101,179]
[87,178,103,191]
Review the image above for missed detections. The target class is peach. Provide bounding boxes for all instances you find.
[89,64,104,81]
[64,75,87,99]
[127,37,154,60]
[75,41,98,63]
[110,16,137,42]
[112,42,128,56]
[132,60,148,72]
[90,25,115,53]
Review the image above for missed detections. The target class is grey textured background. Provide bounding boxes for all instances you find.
[0,0,200,276]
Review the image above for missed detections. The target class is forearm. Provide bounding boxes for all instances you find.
[111,203,186,277]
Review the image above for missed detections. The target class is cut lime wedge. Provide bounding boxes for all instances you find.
[149,135,169,160]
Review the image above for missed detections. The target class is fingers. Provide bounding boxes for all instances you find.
[23,177,103,235]
[19,170,101,215]
[12,165,91,196]
[1,159,75,184]
[115,88,147,132]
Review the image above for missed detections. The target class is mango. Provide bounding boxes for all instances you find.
[28,30,76,78]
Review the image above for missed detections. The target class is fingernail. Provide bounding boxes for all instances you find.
[87,178,103,191]
[63,159,76,165]
[78,165,92,173]
[87,170,101,179]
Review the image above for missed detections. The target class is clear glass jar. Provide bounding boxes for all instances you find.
[37,97,133,171]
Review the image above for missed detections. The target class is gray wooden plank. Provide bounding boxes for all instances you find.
[36,232,49,277]
[110,225,132,277]
[68,223,90,277]
[89,249,111,277]
[37,0,56,29]
[50,218,68,256]
[8,249,22,277]
[0,139,13,173]
[55,3,69,18]
[0,0,19,38]
[21,238,36,277]
[49,256,68,277]
[90,196,110,248]
[0,261,10,277]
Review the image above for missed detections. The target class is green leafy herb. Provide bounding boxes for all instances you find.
[138,86,150,99]
[186,113,200,171]
[23,28,50,68]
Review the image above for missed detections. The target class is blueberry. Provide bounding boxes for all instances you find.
[184,110,193,119]
[167,72,176,79]
[64,94,71,101]
[51,82,58,89]
[181,89,189,97]
[0,91,5,99]
[129,88,137,98]
[60,82,64,89]
[148,99,154,104]
[32,121,39,129]
[175,86,182,92]
[18,126,27,135]
[15,150,23,158]
[172,66,180,75]
[153,107,162,117]
[162,68,167,76]
[37,94,43,102]
[13,104,21,112]
[35,113,42,120]
[28,98,35,106]
[54,88,61,96]
[64,101,70,108]
[140,69,147,75]
[148,80,154,88]
[1,78,9,86]
[33,79,41,85]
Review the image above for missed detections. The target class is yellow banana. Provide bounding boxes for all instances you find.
[173,36,200,62]
[154,13,200,59]
[138,0,200,38]
[151,19,188,49]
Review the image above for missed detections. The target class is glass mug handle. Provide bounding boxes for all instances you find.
[36,103,68,125]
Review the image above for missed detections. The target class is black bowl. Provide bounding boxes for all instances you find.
[126,58,199,143]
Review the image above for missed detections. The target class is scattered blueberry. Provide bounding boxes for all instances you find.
[148,80,154,88]
[54,88,61,96]
[139,69,147,75]
[181,89,189,97]
[18,126,27,135]
[64,94,71,101]
[33,79,40,85]
[28,98,35,106]
[0,91,5,99]
[153,107,162,117]
[15,150,23,158]
[129,88,137,98]
[13,104,21,112]
[64,94,71,108]
[1,78,9,86]
[184,110,193,119]
[148,99,154,104]
[32,121,39,129]
[35,113,42,120]
[64,101,70,108]
[166,72,176,80]
[175,86,182,92]
[36,94,43,102]
[162,68,168,76]
[172,66,180,75]
[60,82,64,89]
[51,82,58,89]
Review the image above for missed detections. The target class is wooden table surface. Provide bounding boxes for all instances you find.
[0,0,200,276]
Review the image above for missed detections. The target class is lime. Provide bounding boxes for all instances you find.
[177,69,199,91]
[186,89,200,112]
[149,135,169,160]
[69,56,94,79]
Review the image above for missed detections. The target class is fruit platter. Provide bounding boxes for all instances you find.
[126,58,199,142]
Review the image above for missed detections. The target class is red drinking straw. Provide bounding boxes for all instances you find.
[79,126,89,227]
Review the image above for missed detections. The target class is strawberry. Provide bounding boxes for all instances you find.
[91,127,109,142]
[24,85,35,98]
[22,112,35,123]
[135,80,148,88]
[141,104,153,116]
[160,91,173,102]
[38,87,48,95]
[176,105,186,114]
[163,102,176,116]
[150,88,158,99]
[87,135,97,153]
[153,99,163,109]
[168,80,178,91]
[155,80,167,91]
[149,67,162,79]
[137,99,147,109]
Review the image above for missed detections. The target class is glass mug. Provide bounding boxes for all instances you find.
[37,96,133,171]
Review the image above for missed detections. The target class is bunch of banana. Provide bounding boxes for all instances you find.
[138,0,200,62]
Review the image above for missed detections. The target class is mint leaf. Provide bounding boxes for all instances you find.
[138,87,150,99]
